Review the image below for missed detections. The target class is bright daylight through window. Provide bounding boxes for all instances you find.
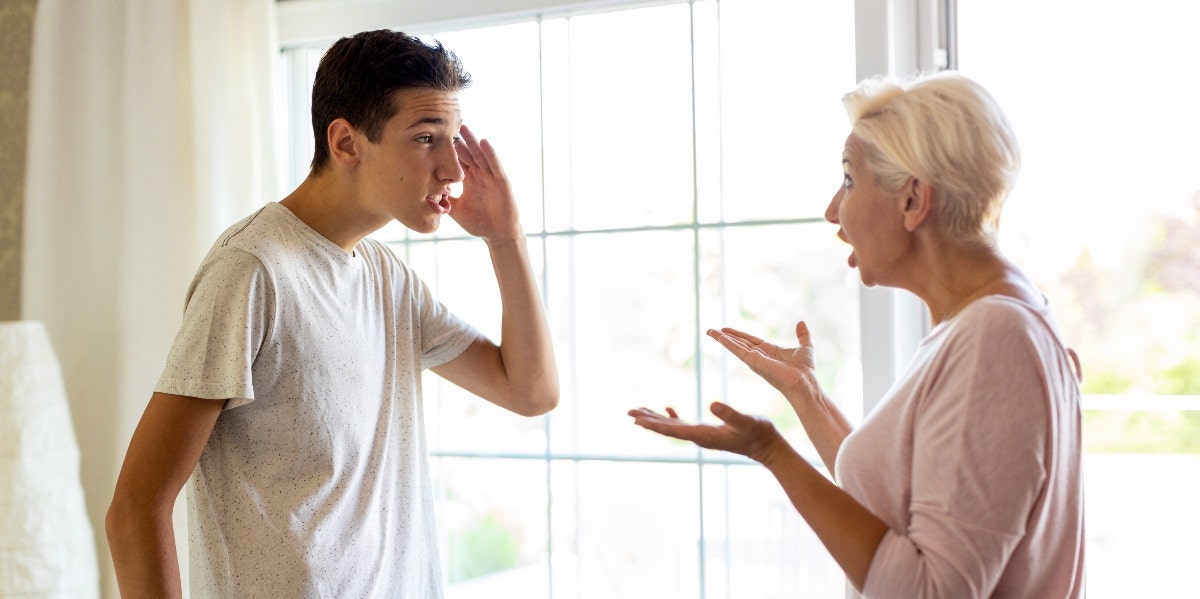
[283,1,856,596]
[958,1,1200,597]
[279,0,1200,597]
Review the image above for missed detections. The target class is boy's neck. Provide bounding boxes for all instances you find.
[279,173,383,254]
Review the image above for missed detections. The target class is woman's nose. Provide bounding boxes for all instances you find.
[824,190,841,224]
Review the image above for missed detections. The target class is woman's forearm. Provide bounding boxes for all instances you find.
[786,381,855,473]
[759,439,888,590]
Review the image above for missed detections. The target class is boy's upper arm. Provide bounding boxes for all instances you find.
[112,392,225,509]
[157,247,271,406]
[430,335,507,402]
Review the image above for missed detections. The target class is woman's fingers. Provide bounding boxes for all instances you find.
[709,332,775,373]
[710,402,759,431]
[627,407,665,420]
[718,327,766,346]
[794,321,814,346]
[628,410,703,443]
[707,329,756,355]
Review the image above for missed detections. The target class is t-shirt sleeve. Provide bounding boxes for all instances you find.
[406,264,479,370]
[155,247,273,408]
[862,302,1051,598]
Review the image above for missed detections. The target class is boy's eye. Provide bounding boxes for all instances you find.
[416,134,433,143]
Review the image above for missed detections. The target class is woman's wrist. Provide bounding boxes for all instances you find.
[753,430,796,469]
[784,371,825,407]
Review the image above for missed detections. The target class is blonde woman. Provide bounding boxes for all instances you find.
[630,71,1084,598]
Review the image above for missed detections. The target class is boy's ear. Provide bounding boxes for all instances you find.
[327,118,359,165]
[902,178,934,232]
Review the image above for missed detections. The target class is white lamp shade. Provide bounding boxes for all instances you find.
[0,321,99,598]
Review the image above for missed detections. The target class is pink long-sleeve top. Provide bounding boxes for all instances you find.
[835,296,1085,598]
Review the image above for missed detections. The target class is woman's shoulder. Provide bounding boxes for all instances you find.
[950,294,1052,337]
[949,294,1074,362]
[960,293,1048,321]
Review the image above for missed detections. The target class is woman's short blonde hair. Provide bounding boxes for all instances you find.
[843,71,1020,245]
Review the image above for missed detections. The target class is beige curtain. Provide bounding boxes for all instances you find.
[23,1,280,595]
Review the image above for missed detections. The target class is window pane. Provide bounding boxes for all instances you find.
[564,4,696,230]
[699,224,863,456]
[411,238,550,455]
[436,458,550,598]
[279,2,860,595]
[278,47,325,189]
[433,22,546,236]
[549,461,701,599]
[546,231,699,458]
[958,2,1200,596]
[702,464,843,598]
[959,1,1200,398]
[717,0,856,222]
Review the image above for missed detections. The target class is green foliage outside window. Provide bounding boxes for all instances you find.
[1059,199,1200,455]
[1084,411,1200,454]
[447,514,522,583]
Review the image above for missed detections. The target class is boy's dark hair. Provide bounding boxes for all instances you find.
[309,29,471,173]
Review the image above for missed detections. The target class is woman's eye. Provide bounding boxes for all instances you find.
[843,174,853,188]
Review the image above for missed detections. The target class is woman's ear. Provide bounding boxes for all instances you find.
[902,178,934,232]
[326,118,359,166]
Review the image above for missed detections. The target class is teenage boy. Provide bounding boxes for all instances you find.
[107,30,558,597]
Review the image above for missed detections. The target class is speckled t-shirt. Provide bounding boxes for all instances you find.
[156,202,479,598]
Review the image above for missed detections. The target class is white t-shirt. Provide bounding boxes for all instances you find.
[156,202,479,598]
[836,296,1084,598]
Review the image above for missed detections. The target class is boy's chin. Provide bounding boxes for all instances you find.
[399,214,442,235]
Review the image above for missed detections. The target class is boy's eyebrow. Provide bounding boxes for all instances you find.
[404,116,458,129]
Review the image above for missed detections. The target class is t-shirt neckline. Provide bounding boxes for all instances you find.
[268,202,362,265]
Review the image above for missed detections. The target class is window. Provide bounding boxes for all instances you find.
[280,1,860,596]
[958,1,1200,596]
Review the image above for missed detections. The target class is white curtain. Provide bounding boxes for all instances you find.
[23,1,280,596]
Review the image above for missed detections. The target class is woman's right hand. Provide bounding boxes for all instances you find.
[628,402,788,465]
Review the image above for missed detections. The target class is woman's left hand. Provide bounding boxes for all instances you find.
[707,322,822,404]
[628,402,787,465]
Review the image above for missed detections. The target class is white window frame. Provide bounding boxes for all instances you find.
[849,0,953,411]
[277,4,1200,597]
[275,3,951,597]
[276,0,948,417]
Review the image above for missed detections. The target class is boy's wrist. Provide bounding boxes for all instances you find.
[483,230,526,247]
